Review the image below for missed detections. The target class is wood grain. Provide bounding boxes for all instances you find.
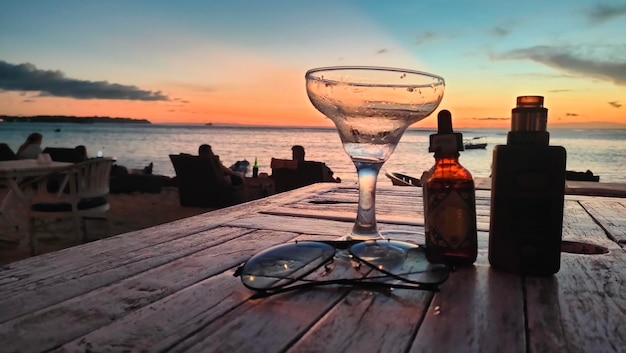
[0,184,623,353]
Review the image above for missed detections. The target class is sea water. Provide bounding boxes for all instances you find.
[1,122,625,185]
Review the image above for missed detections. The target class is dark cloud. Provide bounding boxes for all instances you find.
[608,101,622,108]
[587,3,626,24]
[548,89,573,93]
[414,31,454,46]
[493,46,626,85]
[415,32,436,45]
[490,26,511,37]
[0,60,169,101]
[376,49,388,54]
[566,113,579,116]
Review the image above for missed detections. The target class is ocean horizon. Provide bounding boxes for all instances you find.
[2,122,625,185]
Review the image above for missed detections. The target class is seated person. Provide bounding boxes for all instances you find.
[271,145,340,192]
[17,132,43,159]
[291,145,340,183]
[75,145,89,162]
[198,144,243,186]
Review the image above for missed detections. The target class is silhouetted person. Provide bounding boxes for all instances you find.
[75,145,88,161]
[198,144,243,186]
[292,145,306,165]
[291,145,340,183]
[17,132,43,159]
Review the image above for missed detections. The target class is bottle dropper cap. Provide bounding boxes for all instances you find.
[429,110,464,152]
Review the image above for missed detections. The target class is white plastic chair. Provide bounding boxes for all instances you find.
[26,158,115,254]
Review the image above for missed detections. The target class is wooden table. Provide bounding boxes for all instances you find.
[0,159,72,206]
[0,160,72,237]
[0,184,624,353]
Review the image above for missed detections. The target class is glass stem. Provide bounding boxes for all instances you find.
[351,161,383,239]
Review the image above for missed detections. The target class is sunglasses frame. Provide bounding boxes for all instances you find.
[234,239,450,297]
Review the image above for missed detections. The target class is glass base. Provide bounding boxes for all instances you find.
[375,230,426,247]
[338,233,386,241]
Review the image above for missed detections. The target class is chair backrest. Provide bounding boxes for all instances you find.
[70,158,115,198]
[42,147,84,163]
[271,159,331,193]
[270,158,298,170]
[299,161,329,184]
[169,154,232,207]
[0,143,17,161]
[29,157,115,213]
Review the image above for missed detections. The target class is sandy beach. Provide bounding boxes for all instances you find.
[0,187,212,265]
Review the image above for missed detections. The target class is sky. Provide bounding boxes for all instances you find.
[1,0,625,128]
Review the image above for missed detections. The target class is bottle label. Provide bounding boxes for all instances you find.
[426,186,477,250]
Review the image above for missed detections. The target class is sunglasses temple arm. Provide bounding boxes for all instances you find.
[250,279,441,298]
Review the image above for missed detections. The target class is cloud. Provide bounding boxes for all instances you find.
[586,3,626,24]
[566,113,579,116]
[493,46,626,85]
[608,101,622,108]
[376,49,388,54]
[0,60,169,101]
[548,89,573,93]
[414,31,454,46]
[472,117,508,121]
[490,26,511,37]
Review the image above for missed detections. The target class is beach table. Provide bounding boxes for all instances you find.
[0,159,73,206]
[0,160,73,240]
[0,184,624,353]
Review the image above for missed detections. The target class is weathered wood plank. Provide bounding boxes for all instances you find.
[525,199,626,353]
[227,214,353,237]
[286,289,432,353]
[57,270,251,353]
[410,260,525,353]
[54,234,343,352]
[263,186,492,232]
[155,261,360,352]
[0,230,300,352]
[579,199,626,244]
[525,250,626,353]
[562,199,623,249]
[264,207,491,233]
[0,226,255,323]
[165,251,434,353]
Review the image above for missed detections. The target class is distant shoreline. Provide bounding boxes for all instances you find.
[0,115,151,124]
[1,115,623,130]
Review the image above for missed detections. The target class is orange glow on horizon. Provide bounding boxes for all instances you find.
[1,85,623,128]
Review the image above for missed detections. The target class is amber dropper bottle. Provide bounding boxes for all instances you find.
[423,110,478,266]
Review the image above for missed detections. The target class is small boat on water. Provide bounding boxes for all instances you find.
[464,136,487,150]
[385,172,421,187]
[566,170,600,182]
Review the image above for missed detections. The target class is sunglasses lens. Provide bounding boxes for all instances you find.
[349,240,448,284]
[240,241,335,290]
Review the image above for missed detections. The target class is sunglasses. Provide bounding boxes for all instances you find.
[234,239,450,298]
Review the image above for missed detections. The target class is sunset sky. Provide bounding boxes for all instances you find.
[1,1,625,128]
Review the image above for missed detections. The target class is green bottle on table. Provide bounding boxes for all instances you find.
[252,157,259,178]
